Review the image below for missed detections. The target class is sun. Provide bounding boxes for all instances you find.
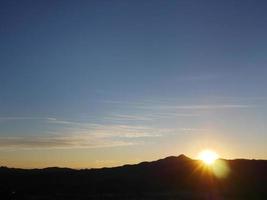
[198,150,219,165]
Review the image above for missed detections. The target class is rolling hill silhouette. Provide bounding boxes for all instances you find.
[1,155,266,199]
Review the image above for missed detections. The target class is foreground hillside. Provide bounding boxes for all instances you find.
[1,155,267,199]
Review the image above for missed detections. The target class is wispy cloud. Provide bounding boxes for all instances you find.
[99,103,253,123]
[0,117,47,121]
[103,112,200,123]
[179,128,209,132]
[0,122,165,149]
[156,104,253,110]
[0,116,84,126]
[0,99,255,150]
[0,135,136,149]
[46,118,83,125]
[104,114,153,121]
[102,98,255,110]
[87,124,164,138]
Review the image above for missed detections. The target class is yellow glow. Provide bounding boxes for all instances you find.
[198,150,219,165]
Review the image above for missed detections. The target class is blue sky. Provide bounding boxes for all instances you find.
[0,0,267,168]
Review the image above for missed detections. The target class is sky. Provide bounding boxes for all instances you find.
[0,0,267,168]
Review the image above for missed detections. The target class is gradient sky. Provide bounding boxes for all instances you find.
[1,0,267,168]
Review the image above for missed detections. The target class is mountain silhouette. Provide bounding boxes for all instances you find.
[0,155,266,199]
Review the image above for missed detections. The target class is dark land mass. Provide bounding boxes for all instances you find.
[1,155,267,199]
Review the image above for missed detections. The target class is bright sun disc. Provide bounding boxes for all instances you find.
[199,150,219,165]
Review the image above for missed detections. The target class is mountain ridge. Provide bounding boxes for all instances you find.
[1,154,267,199]
[0,154,266,170]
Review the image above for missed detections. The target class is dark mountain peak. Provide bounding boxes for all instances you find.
[151,154,192,167]
[177,154,191,160]
[161,154,191,162]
